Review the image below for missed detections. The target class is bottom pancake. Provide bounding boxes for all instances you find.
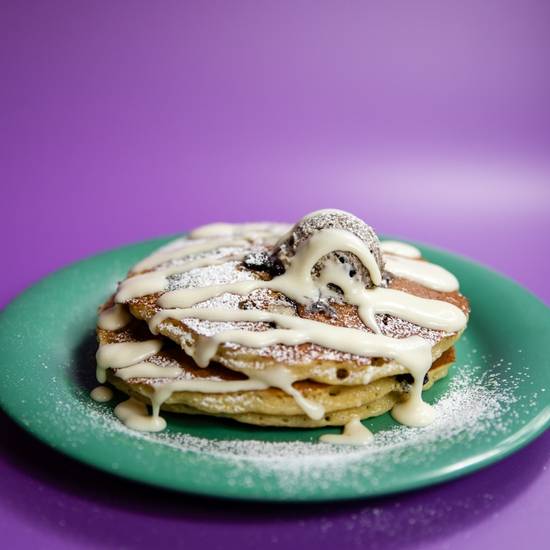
[106,360,451,428]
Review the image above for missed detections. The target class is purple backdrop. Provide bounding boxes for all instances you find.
[1,1,549,549]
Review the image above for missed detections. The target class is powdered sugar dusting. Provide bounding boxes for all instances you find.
[67,358,532,496]
[153,365,516,461]
[167,261,256,291]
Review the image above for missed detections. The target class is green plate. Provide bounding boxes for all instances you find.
[0,237,549,502]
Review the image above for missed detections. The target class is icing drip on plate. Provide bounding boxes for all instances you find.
[114,397,167,432]
[90,385,113,403]
[100,210,468,441]
[320,418,374,445]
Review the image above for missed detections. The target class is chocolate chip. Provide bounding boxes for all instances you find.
[243,252,286,277]
[349,269,356,277]
[268,258,286,276]
[396,373,414,385]
[307,300,337,318]
[382,271,393,286]
[326,283,343,295]
[396,373,429,386]
[243,251,270,269]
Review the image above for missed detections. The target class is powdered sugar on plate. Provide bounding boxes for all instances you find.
[62,355,531,496]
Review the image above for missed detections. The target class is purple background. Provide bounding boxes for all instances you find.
[1,1,549,549]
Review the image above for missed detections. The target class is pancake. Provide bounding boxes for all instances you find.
[106,366,452,428]
[97,315,455,427]
[126,280,464,386]
[94,209,470,437]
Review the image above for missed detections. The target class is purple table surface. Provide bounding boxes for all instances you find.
[1,2,549,549]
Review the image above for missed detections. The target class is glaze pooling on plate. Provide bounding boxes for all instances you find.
[320,418,374,445]
[97,209,470,439]
[90,385,113,403]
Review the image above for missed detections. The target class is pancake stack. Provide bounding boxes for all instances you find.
[95,210,470,432]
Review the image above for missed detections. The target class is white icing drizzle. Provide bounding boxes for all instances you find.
[131,237,250,273]
[320,418,374,445]
[95,340,163,383]
[97,304,131,331]
[150,307,432,369]
[114,397,166,432]
[104,216,469,432]
[130,224,288,275]
[190,222,291,240]
[384,255,459,292]
[156,228,383,312]
[116,254,247,303]
[392,383,436,427]
[157,266,465,334]
[141,364,321,421]
[150,377,270,419]
[288,227,383,286]
[114,361,183,381]
[380,240,422,259]
[90,385,113,402]
[160,228,378,303]
[115,271,169,302]
[238,365,324,420]
[153,377,268,397]
[148,307,434,424]
[317,259,464,332]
